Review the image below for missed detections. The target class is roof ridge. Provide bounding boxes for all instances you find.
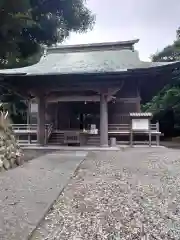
[47,39,139,54]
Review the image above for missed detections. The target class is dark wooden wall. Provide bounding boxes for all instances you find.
[109,81,140,124]
[29,80,140,128]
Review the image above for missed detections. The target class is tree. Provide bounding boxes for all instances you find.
[151,40,180,62]
[0,0,95,124]
[143,34,180,114]
[0,0,95,68]
[142,31,180,137]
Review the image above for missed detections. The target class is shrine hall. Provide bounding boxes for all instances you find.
[0,39,179,146]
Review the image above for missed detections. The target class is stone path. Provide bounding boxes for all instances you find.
[30,148,180,240]
[0,151,87,240]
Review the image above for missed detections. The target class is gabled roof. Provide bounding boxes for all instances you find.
[0,39,179,76]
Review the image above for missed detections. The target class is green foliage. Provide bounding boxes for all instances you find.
[142,85,180,113]
[0,0,95,122]
[143,33,180,115]
[151,40,180,62]
[0,90,27,123]
[0,0,95,68]
[142,31,180,136]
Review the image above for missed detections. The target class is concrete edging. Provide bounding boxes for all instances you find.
[28,152,87,239]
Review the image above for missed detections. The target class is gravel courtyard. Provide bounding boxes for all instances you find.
[30,147,180,240]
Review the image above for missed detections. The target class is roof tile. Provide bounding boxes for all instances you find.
[0,41,179,76]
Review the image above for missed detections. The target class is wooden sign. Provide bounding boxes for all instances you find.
[64,132,80,144]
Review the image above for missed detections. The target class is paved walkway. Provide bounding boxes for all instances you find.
[0,151,88,240]
[31,148,180,240]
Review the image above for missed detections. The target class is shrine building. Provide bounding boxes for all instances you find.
[0,39,179,146]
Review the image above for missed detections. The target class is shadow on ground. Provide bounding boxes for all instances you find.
[161,141,180,149]
[22,149,54,162]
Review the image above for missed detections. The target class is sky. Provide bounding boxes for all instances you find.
[64,0,180,61]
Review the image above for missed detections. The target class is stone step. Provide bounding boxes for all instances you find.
[48,132,64,144]
[49,132,101,146]
[86,136,100,146]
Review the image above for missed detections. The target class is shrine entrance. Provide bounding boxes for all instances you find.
[56,102,100,131]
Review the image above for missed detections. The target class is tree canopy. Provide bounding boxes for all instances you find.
[142,35,180,114]
[142,31,180,136]
[151,40,180,62]
[0,0,95,123]
[0,0,95,68]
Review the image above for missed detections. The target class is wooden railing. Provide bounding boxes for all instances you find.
[45,123,53,143]
[17,139,38,144]
[11,124,38,132]
[108,124,130,133]
[11,123,53,145]
[108,123,160,133]
[11,124,51,132]
[11,122,161,146]
[108,122,161,146]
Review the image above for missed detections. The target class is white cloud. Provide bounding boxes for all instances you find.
[64,0,180,61]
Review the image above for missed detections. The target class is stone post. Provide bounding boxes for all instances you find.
[37,94,46,145]
[100,93,108,147]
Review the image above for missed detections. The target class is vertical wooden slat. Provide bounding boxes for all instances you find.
[156,122,160,146]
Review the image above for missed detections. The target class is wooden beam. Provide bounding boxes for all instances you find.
[0,83,30,100]
[43,81,124,94]
[116,97,141,103]
[46,85,125,102]
[107,81,124,102]
[46,95,101,102]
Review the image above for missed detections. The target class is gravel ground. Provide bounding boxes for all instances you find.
[30,148,180,240]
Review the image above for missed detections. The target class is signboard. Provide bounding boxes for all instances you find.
[64,132,80,144]
[30,103,38,113]
[132,118,149,131]
[90,124,98,134]
[90,124,96,130]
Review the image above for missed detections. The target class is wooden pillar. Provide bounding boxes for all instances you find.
[136,97,141,112]
[156,122,160,146]
[27,99,31,144]
[37,94,46,145]
[55,102,58,129]
[100,93,108,147]
[136,84,141,112]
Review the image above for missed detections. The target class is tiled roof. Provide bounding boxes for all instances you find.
[0,40,179,76]
[48,39,139,52]
[130,113,153,117]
